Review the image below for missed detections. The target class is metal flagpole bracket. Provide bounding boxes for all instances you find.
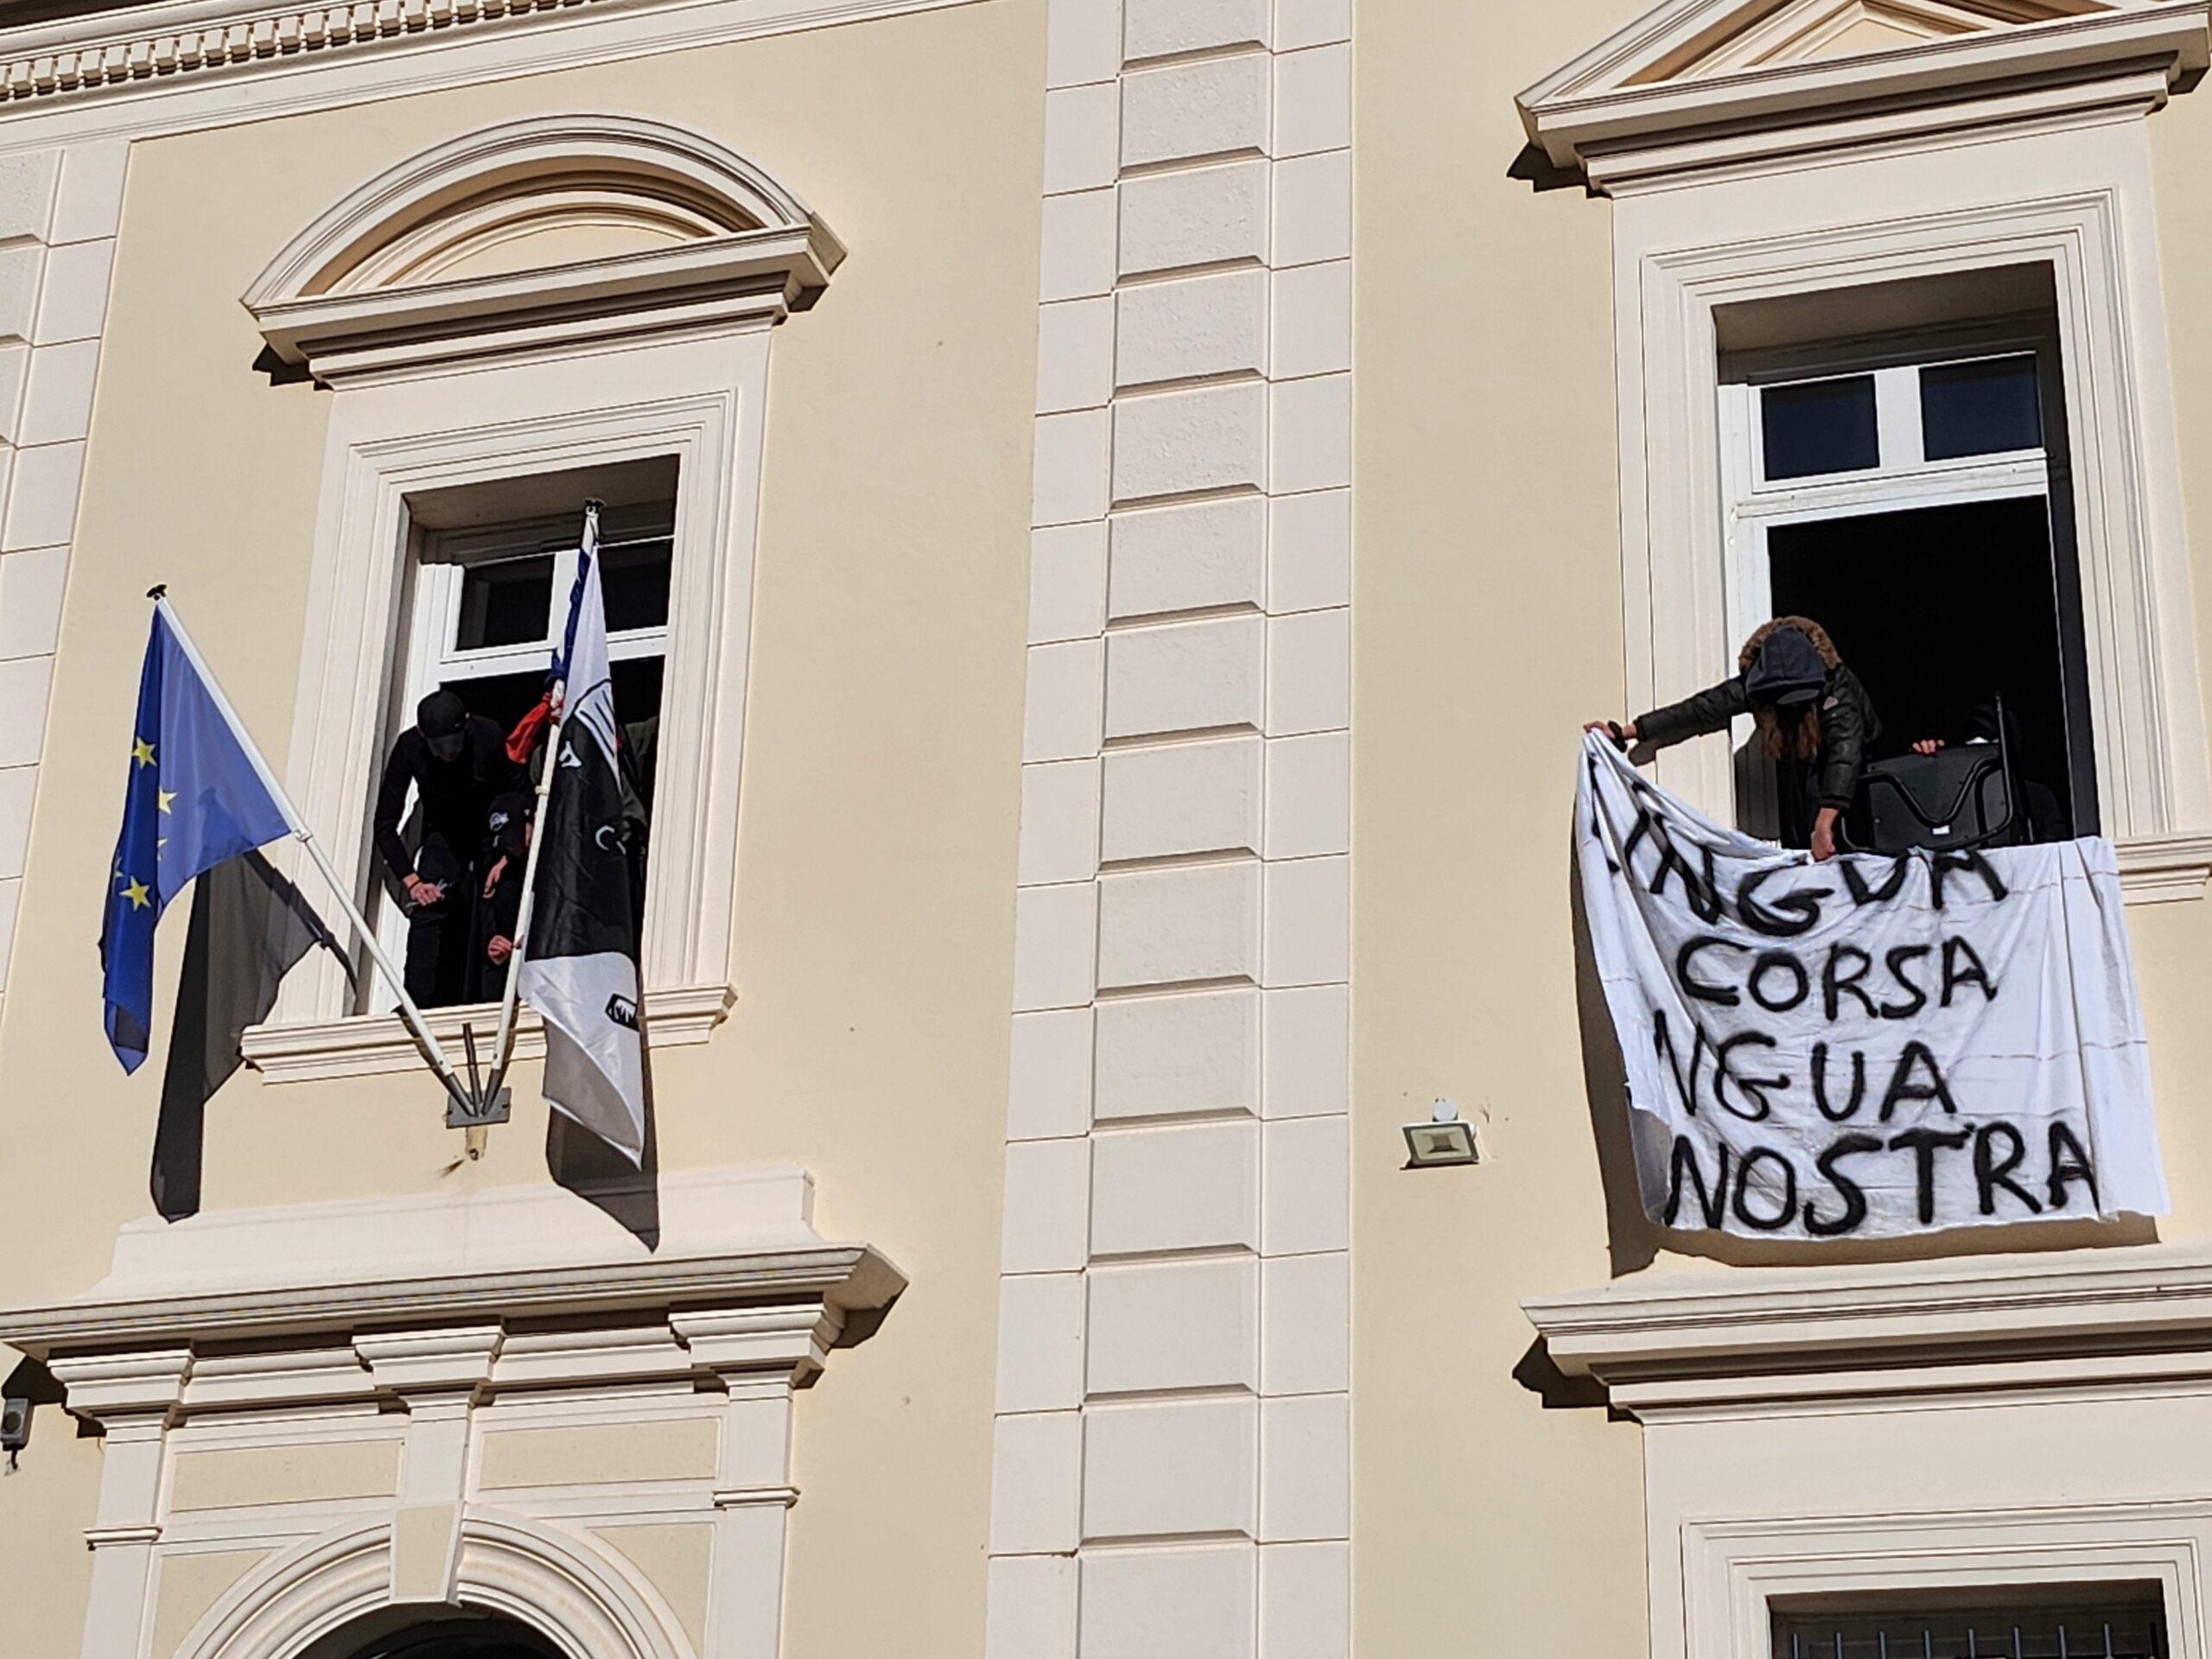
[449,1023,512,1131]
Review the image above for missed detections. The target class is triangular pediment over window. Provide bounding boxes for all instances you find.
[1519,0,2210,188]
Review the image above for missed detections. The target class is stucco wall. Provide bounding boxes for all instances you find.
[1357,4,2212,1657]
[0,2,1042,1654]
[1352,2,1650,1652]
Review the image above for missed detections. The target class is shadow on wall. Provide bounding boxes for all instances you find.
[1564,840,2155,1279]
[1506,143,1587,194]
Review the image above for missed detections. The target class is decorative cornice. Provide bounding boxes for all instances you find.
[1525,1244,2212,1414]
[1518,3,2212,188]
[0,0,614,105]
[2115,831,2212,904]
[0,1243,903,1357]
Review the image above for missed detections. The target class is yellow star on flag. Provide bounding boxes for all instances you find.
[131,736,156,768]
[120,876,150,910]
[156,787,175,814]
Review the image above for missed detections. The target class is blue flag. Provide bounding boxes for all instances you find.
[99,606,295,1072]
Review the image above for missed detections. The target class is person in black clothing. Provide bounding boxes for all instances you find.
[372,689,524,1007]
[1586,615,1882,861]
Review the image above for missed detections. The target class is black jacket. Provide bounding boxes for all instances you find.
[1637,660,1881,810]
[372,715,526,884]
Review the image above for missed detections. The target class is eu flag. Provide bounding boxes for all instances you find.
[99,605,294,1072]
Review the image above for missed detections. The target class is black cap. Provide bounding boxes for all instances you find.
[418,689,468,760]
[1745,627,1827,709]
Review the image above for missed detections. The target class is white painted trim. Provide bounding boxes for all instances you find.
[1526,1242,2212,1385]
[1518,0,2210,182]
[241,981,734,1081]
[171,1511,694,1659]
[258,329,768,1048]
[239,114,842,383]
[1611,126,2210,881]
[0,0,982,130]
[1685,1503,2210,1659]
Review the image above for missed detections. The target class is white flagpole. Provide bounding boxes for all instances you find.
[151,592,480,1117]
[481,499,598,1104]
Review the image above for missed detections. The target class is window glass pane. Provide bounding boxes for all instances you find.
[601,535,673,633]
[454,556,554,650]
[1921,353,2043,460]
[1760,376,1879,480]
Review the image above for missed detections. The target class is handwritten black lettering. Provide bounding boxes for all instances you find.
[1748,951,1809,1014]
[1878,1041,1960,1121]
[2046,1122,2101,1211]
[1930,849,2008,909]
[1940,937,1999,1007]
[1973,1122,2044,1217]
[1888,1127,1972,1226]
[1809,1043,1867,1122]
[1675,936,1745,1007]
[1731,1146,1798,1232]
[1803,1134,1882,1236]
[1737,866,1829,938]
[1664,1135,1729,1230]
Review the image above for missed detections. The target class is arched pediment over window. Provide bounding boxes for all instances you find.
[243,115,843,383]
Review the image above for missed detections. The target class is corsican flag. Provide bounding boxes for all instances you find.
[101,601,296,1072]
[518,512,646,1162]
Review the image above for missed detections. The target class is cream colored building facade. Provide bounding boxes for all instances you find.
[3,0,2212,1656]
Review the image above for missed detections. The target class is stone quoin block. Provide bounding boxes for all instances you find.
[1083,1395,1259,1540]
[1262,854,1350,988]
[1120,55,1270,169]
[1264,729,1349,860]
[1040,188,1119,302]
[1020,758,1103,887]
[1081,1545,1256,1659]
[1030,521,1109,646]
[988,1410,1084,1554]
[1105,613,1266,738]
[986,1555,1078,1659]
[1001,1137,1093,1274]
[1262,982,1349,1119]
[1093,984,1261,1120]
[1013,880,1101,1012]
[1268,488,1350,613]
[1112,381,1268,505]
[1262,1113,1350,1255]
[1007,1006,1096,1141]
[1096,859,1262,989]
[1101,735,1262,864]
[1124,0,1268,62]
[1023,637,1103,762]
[1116,267,1268,390]
[1120,159,1270,277]
[1260,1392,1349,1541]
[1086,1255,1259,1394]
[1036,295,1116,415]
[995,1271,1087,1414]
[1090,1117,1260,1254]
[1262,1251,1349,1395]
[1273,149,1351,269]
[1110,495,1268,621]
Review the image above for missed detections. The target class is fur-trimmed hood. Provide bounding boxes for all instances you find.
[1738,614,1841,675]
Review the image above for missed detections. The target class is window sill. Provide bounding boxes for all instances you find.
[240,982,737,1084]
[2116,833,2212,904]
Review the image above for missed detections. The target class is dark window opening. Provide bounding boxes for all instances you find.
[454,555,556,650]
[1763,375,1880,480]
[303,1611,566,1659]
[1772,1582,2167,1659]
[1767,493,2097,839]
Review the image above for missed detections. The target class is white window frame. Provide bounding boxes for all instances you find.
[373,503,677,981]
[1714,327,2078,836]
[242,331,766,1078]
[1613,114,2212,900]
[1683,1505,2206,1659]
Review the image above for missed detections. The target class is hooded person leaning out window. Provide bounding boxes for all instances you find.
[1586,616,1882,863]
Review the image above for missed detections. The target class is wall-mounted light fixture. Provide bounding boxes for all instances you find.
[1402,1098,1478,1169]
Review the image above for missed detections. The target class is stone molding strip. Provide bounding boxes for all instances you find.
[0,0,952,106]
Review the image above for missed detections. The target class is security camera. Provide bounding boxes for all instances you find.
[0,1396,29,1455]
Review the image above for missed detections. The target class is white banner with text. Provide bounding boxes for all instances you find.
[1576,734,2167,1240]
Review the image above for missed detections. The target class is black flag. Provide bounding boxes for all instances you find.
[518,505,646,1162]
